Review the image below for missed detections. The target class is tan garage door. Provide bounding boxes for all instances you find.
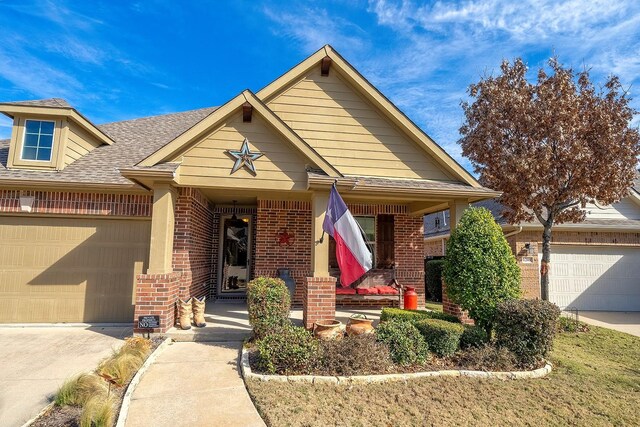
[0,216,151,323]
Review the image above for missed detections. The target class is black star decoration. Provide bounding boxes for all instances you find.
[226,138,263,175]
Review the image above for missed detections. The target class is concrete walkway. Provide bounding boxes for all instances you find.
[577,311,640,337]
[125,341,265,427]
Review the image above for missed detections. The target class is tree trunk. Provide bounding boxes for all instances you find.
[540,224,552,300]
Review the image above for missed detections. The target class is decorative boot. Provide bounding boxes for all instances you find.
[177,298,192,330]
[192,296,207,328]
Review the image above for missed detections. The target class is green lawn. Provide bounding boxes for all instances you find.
[424,300,443,312]
[246,326,640,426]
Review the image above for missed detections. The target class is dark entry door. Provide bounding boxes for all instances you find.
[218,214,251,295]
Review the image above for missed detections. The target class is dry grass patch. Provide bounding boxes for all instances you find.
[246,326,640,426]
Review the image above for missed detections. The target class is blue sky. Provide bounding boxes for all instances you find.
[1,0,639,172]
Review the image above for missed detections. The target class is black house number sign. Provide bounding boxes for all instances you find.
[138,315,160,329]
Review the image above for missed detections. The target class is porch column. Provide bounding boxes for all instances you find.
[133,182,179,334]
[448,199,469,231]
[303,191,335,329]
[311,191,329,276]
[148,183,177,274]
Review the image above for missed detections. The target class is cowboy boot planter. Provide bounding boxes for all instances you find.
[192,296,207,328]
[178,298,192,330]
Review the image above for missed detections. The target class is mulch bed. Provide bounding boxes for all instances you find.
[31,336,165,427]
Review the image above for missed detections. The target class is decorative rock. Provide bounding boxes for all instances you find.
[313,376,339,384]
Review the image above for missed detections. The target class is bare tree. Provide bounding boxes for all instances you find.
[459,58,640,300]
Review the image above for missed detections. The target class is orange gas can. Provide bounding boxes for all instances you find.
[403,286,418,310]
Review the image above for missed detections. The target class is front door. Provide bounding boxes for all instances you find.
[218,214,252,296]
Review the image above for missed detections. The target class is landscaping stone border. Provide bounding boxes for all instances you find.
[115,337,173,427]
[240,347,552,384]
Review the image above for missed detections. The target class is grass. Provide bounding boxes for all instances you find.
[424,300,443,312]
[245,326,640,426]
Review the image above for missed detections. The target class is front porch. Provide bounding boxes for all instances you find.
[164,301,384,342]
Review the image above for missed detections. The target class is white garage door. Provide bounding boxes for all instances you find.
[548,245,640,311]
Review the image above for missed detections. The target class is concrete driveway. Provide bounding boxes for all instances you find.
[577,312,640,337]
[0,326,131,427]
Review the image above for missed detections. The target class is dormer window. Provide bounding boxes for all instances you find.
[21,120,54,161]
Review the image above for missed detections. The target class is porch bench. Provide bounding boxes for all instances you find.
[335,284,401,303]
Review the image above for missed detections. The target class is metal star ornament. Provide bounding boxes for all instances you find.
[225,138,263,175]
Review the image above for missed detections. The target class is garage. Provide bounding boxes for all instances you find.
[0,216,151,323]
[548,245,640,311]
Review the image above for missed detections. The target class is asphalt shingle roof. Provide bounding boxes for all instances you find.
[0,98,72,108]
[0,105,217,186]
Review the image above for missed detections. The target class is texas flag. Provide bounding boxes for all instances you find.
[322,184,372,287]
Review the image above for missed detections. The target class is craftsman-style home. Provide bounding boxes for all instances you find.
[0,46,498,331]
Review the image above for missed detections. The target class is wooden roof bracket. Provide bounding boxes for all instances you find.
[321,56,332,77]
[242,102,253,122]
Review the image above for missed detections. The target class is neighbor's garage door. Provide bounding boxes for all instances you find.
[548,245,640,311]
[0,216,150,323]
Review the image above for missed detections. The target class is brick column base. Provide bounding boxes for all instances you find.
[442,280,474,325]
[302,276,337,330]
[134,272,181,333]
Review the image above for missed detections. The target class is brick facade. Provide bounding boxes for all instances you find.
[133,272,181,333]
[173,188,214,301]
[254,200,312,305]
[442,281,474,324]
[302,276,337,329]
[0,189,152,216]
[394,213,426,306]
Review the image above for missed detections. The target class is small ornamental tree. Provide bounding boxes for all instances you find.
[460,58,640,299]
[443,207,521,333]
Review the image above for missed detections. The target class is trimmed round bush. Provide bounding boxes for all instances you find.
[247,277,291,339]
[314,334,393,376]
[376,319,429,365]
[459,325,489,349]
[425,259,445,301]
[494,299,561,368]
[256,324,318,375]
[415,319,464,357]
[380,307,460,324]
[443,207,521,333]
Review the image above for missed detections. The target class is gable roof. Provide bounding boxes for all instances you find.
[257,45,481,188]
[138,90,342,178]
[0,98,114,146]
[0,107,215,188]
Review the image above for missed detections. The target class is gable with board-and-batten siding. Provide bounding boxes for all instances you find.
[267,66,455,181]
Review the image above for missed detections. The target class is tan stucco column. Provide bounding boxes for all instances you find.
[311,191,330,276]
[449,200,469,231]
[147,183,177,274]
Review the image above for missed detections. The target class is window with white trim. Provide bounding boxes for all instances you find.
[21,120,55,161]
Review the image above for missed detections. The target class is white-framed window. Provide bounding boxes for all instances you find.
[354,216,376,267]
[21,120,55,161]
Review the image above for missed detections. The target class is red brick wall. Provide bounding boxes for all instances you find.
[173,188,213,301]
[303,276,336,329]
[134,272,181,333]
[0,189,151,216]
[394,213,426,304]
[254,200,312,305]
[442,281,474,325]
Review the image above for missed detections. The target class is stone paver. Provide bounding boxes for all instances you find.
[0,326,129,427]
[576,311,640,337]
[125,341,265,427]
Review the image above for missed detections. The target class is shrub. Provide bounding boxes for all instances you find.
[380,307,460,324]
[247,277,291,339]
[425,259,445,301]
[314,334,393,376]
[376,319,429,365]
[415,319,464,357]
[443,207,521,333]
[557,316,590,333]
[452,344,518,371]
[459,325,489,349]
[55,373,107,407]
[256,324,318,375]
[494,299,561,368]
[80,394,116,427]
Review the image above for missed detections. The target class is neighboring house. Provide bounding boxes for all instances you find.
[424,193,640,312]
[0,46,498,331]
